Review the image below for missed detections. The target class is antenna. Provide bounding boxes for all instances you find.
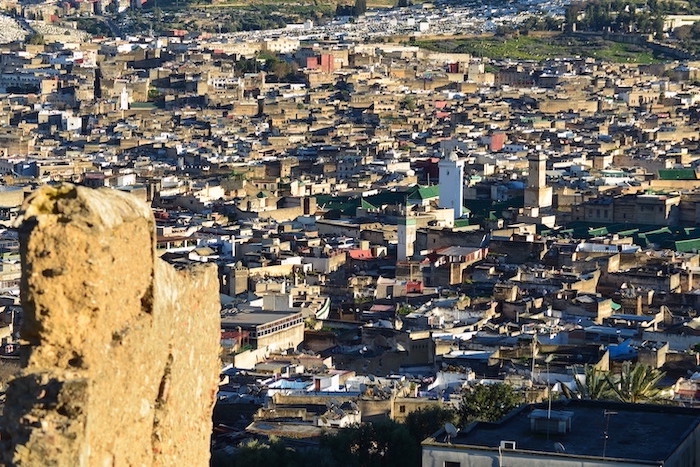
[444,423,458,444]
[545,353,555,424]
[602,410,618,458]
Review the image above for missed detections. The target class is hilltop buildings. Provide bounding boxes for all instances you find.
[0,4,698,463]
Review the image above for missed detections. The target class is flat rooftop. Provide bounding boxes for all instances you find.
[221,310,302,329]
[430,400,700,463]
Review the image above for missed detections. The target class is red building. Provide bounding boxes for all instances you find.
[306,54,334,74]
[490,132,506,151]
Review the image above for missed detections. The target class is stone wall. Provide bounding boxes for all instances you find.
[1,184,220,466]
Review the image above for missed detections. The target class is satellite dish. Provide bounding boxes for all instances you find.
[444,423,459,444]
[554,442,566,453]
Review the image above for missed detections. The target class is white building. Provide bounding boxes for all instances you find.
[397,216,416,261]
[438,152,465,219]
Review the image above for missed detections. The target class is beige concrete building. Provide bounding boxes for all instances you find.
[222,310,304,351]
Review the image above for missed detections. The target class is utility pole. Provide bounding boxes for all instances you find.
[530,333,537,384]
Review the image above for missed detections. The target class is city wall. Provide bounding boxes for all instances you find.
[1,184,220,466]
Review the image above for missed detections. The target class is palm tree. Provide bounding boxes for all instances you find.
[561,365,614,400]
[606,362,666,403]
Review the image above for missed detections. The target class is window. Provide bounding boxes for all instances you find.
[399,405,406,413]
[445,462,460,467]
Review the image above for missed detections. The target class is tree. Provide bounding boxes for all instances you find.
[353,0,367,16]
[336,3,354,16]
[400,96,416,111]
[691,21,700,39]
[653,15,665,38]
[214,438,335,467]
[675,24,693,42]
[606,362,666,403]
[458,383,523,426]
[27,33,45,45]
[404,405,457,442]
[560,365,614,400]
[321,420,420,467]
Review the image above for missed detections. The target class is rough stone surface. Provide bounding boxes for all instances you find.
[1,184,220,466]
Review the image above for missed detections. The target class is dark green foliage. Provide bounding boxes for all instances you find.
[322,420,420,467]
[458,383,523,425]
[234,54,303,83]
[26,34,44,45]
[212,438,334,467]
[234,58,259,74]
[518,15,563,34]
[607,362,666,403]
[404,405,457,441]
[560,365,614,400]
[335,0,367,17]
[73,18,113,36]
[560,363,667,403]
[336,2,358,17]
[414,35,666,63]
[673,22,700,54]
[125,3,334,36]
[565,0,666,37]
[400,96,416,111]
[216,420,421,467]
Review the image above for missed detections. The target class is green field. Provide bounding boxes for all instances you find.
[414,34,670,64]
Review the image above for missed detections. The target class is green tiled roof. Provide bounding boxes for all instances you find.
[675,238,700,253]
[658,168,698,180]
[130,102,157,110]
[616,228,639,237]
[408,185,440,201]
[361,198,378,210]
[316,195,360,215]
[588,227,609,237]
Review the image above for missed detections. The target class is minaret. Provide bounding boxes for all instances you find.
[397,216,416,261]
[119,87,129,111]
[524,153,552,209]
[438,151,465,219]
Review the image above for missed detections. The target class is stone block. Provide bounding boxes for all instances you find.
[2,184,220,466]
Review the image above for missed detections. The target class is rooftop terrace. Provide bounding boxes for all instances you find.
[426,400,700,463]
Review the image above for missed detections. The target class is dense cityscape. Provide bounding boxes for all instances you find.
[0,0,699,465]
